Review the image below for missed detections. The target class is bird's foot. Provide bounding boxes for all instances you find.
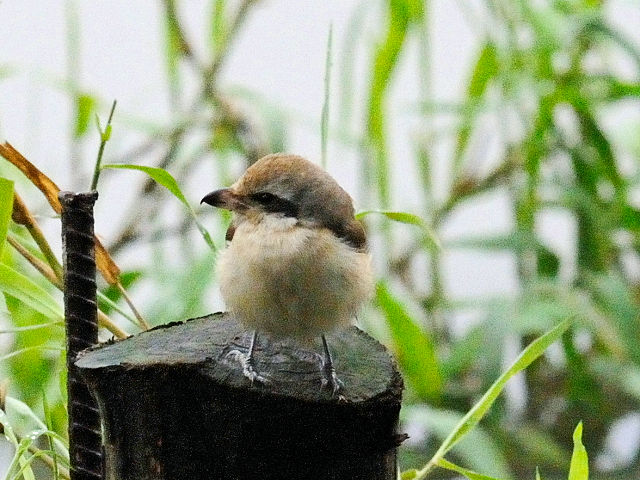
[225,349,269,385]
[321,362,345,401]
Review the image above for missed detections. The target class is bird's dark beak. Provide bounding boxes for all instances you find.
[201,189,245,211]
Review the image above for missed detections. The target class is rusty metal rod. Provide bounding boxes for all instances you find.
[60,191,103,480]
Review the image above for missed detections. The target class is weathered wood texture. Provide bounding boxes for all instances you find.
[76,313,403,480]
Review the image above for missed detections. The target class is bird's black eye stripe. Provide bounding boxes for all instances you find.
[250,192,299,218]
[252,192,278,204]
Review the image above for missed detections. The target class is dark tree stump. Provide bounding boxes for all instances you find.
[75,313,404,480]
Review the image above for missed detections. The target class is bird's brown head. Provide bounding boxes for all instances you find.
[201,153,356,225]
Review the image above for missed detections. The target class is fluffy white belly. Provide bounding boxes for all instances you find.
[217,219,373,342]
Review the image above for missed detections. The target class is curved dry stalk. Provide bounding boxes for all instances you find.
[8,234,128,339]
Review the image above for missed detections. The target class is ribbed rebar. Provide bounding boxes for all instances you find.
[60,191,103,480]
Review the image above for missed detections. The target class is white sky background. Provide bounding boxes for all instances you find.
[0,0,521,304]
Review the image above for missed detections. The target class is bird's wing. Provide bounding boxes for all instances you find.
[225,223,236,243]
[339,219,367,252]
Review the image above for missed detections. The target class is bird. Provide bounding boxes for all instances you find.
[201,153,374,396]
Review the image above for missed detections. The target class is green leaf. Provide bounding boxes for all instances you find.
[376,282,441,402]
[568,422,589,480]
[536,467,542,480]
[74,94,96,138]
[453,43,499,171]
[415,318,572,479]
[401,469,418,480]
[0,177,14,255]
[102,164,216,250]
[0,264,63,320]
[436,458,504,480]
[356,210,440,249]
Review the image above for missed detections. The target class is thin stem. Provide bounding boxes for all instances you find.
[8,234,129,339]
[12,193,63,280]
[90,99,117,191]
[320,24,333,169]
[7,235,62,289]
[97,311,128,339]
[117,283,150,330]
[27,444,70,480]
[205,0,261,87]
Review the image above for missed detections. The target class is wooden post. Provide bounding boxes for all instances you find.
[59,191,103,480]
[76,313,404,480]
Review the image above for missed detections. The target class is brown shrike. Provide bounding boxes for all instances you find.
[201,153,374,396]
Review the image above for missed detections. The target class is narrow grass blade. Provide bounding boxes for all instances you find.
[0,321,63,334]
[436,458,504,480]
[102,164,215,250]
[0,345,64,362]
[568,422,589,480]
[356,210,440,250]
[0,177,13,254]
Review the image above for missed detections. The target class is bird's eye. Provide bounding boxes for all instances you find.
[252,192,278,204]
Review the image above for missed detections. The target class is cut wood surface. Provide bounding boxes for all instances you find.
[76,313,404,480]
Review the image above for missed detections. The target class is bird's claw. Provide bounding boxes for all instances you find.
[321,364,345,400]
[225,349,269,385]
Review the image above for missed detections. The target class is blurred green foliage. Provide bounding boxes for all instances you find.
[0,0,639,478]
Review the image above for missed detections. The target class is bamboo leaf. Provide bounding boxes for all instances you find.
[415,318,572,479]
[102,164,215,250]
[568,422,589,480]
